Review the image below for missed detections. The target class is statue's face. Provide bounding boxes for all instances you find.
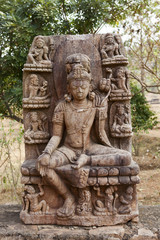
[30,75,39,86]
[31,113,38,122]
[105,37,114,44]
[117,105,125,115]
[36,39,44,48]
[117,68,125,78]
[69,80,90,101]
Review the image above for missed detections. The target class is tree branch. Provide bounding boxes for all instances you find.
[1,94,23,124]
[130,72,160,94]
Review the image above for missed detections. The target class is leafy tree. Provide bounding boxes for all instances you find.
[0,0,149,122]
[131,82,158,132]
[118,0,160,94]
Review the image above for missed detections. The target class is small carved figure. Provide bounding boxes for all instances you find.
[23,184,48,215]
[105,186,118,215]
[24,112,49,144]
[27,35,51,65]
[111,103,132,135]
[28,74,49,99]
[111,67,129,92]
[28,74,40,98]
[37,53,131,218]
[76,188,92,215]
[101,33,119,59]
[94,186,118,215]
[118,186,133,214]
[39,80,48,97]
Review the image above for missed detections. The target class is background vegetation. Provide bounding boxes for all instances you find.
[0,0,160,204]
[0,0,153,129]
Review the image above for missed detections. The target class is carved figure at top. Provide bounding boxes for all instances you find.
[24,112,49,144]
[111,67,130,93]
[111,103,132,136]
[22,184,48,215]
[27,35,51,65]
[101,33,119,59]
[36,53,132,218]
[101,33,128,66]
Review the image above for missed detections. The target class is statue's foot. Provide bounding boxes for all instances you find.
[57,195,75,218]
[72,154,90,169]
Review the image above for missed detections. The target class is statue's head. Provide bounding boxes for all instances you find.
[126,186,133,195]
[30,112,38,122]
[116,103,125,115]
[35,35,45,48]
[105,33,114,44]
[25,185,35,194]
[116,67,125,78]
[30,74,39,86]
[65,53,94,102]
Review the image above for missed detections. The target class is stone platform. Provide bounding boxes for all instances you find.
[0,205,160,240]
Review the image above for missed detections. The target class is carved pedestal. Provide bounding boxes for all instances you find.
[20,34,140,226]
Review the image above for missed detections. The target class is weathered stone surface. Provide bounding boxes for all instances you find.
[0,205,160,240]
[21,34,139,226]
[130,228,158,240]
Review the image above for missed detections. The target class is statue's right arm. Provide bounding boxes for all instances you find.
[37,123,63,166]
[38,101,65,161]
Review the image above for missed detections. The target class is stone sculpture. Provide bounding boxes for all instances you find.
[23,74,51,108]
[24,111,49,144]
[22,184,48,215]
[27,35,51,65]
[20,34,140,226]
[23,35,53,72]
[101,33,128,66]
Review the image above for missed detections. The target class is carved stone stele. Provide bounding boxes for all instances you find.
[21,34,139,226]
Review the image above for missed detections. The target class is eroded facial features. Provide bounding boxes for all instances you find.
[36,39,44,48]
[106,37,114,44]
[31,112,38,122]
[117,68,125,78]
[69,80,90,100]
[30,75,39,86]
[117,105,125,115]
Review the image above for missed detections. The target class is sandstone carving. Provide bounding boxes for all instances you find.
[23,74,51,108]
[110,102,132,137]
[76,188,92,216]
[101,33,128,66]
[20,34,139,226]
[24,35,53,72]
[118,186,133,214]
[24,111,49,144]
[22,184,48,215]
[94,186,118,216]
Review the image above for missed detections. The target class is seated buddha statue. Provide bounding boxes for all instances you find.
[36,53,132,218]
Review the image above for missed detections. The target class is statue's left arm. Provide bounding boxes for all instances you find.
[95,105,112,147]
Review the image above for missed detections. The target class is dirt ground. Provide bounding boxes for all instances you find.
[0,100,160,205]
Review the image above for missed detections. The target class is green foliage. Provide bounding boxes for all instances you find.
[0,0,149,121]
[131,83,158,132]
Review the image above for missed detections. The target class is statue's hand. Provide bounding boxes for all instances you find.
[37,153,50,166]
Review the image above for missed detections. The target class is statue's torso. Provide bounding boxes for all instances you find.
[64,101,96,149]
